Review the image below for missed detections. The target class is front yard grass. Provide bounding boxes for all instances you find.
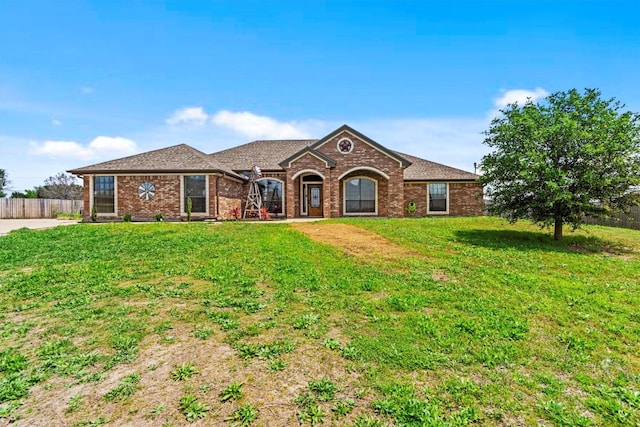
[0,217,638,426]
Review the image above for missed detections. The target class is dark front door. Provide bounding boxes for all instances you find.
[307,184,323,217]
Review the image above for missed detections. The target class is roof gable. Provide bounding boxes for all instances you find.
[279,147,337,168]
[310,124,412,168]
[68,144,243,179]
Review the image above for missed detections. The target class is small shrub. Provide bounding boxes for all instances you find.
[186,197,192,221]
[220,382,244,402]
[91,204,97,222]
[155,213,163,222]
[231,207,241,220]
[123,213,132,222]
[179,394,209,422]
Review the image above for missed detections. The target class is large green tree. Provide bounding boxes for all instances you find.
[480,88,640,240]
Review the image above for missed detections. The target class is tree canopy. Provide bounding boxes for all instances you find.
[480,88,640,240]
[0,169,10,198]
[40,173,83,200]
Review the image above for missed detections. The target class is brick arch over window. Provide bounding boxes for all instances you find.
[339,168,389,217]
[338,166,390,181]
[291,169,326,180]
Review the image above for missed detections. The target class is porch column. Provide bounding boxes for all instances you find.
[285,172,295,219]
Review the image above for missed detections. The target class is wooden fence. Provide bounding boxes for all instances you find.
[0,199,83,219]
[584,206,640,230]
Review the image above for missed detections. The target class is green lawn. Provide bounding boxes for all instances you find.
[0,217,638,426]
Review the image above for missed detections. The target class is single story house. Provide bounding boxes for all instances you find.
[68,124,483,221]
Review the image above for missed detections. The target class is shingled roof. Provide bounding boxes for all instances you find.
[68,144,244,179]
[209,139,317,171]
[398,152,479,181]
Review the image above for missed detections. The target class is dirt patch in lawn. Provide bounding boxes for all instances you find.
[291,222,422,264]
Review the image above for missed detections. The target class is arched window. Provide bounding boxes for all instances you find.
[258,179,284,215]
[344,177,376,214]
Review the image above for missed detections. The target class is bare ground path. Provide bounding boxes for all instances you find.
[290,222,423,263]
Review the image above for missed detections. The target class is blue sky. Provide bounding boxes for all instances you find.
[1,0,639,192]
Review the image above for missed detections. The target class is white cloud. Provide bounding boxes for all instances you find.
[353,118,488,174]
[211,110,312,139]
[81,86,95,95]
[494,87,548,109]
[166,107,209,126]
[89,136,136,154]
[51,119,62,126]
[29,136,137,161]
[29,141,94,160]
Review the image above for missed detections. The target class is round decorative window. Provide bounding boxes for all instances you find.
[138,182,156,200]
[337,138,353,154]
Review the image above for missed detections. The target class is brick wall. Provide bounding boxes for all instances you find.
[284,154,332,218]
[218,177,244,219]
[449,182,483,216]
[117,175,182,220]
[314,131,406,217]
[403,183,428,217]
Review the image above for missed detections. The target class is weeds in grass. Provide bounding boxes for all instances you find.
[308,378,336,401]
[267,359,287,372]
[191,326,214,340]
[292,313,320,330]
[352,415,386,427]
[104,373,140,402]
[332,398,356,416]
[0,348,28,374]
[171,363,198,381]
[220,382,243,402]
[226,403,259,426]
[71,414,106,426]
[65,394,82,413]
[234,339,295,360]
[179,394,209,422]
[297,403,326,426]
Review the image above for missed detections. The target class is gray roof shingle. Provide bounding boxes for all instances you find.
[398,152,479,181]
[209,139,317,171]
[68,144,243,179]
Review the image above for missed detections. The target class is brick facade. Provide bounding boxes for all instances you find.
[73,126,483,221]
[449,182,484,216]
[402,181,483,217]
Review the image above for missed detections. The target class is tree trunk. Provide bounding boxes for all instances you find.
[554,216,563,240]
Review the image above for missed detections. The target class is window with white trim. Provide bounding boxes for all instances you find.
[428,183,447,212]
[93,176,115,213]
[345,178,376,214]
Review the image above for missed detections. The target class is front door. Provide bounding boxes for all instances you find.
[307,184,323,217]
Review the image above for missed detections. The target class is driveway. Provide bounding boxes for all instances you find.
[0,219,80,236]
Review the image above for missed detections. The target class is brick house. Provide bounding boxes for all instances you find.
[68,124,482,221]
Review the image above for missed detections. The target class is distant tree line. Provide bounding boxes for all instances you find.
[0,170,83,200]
